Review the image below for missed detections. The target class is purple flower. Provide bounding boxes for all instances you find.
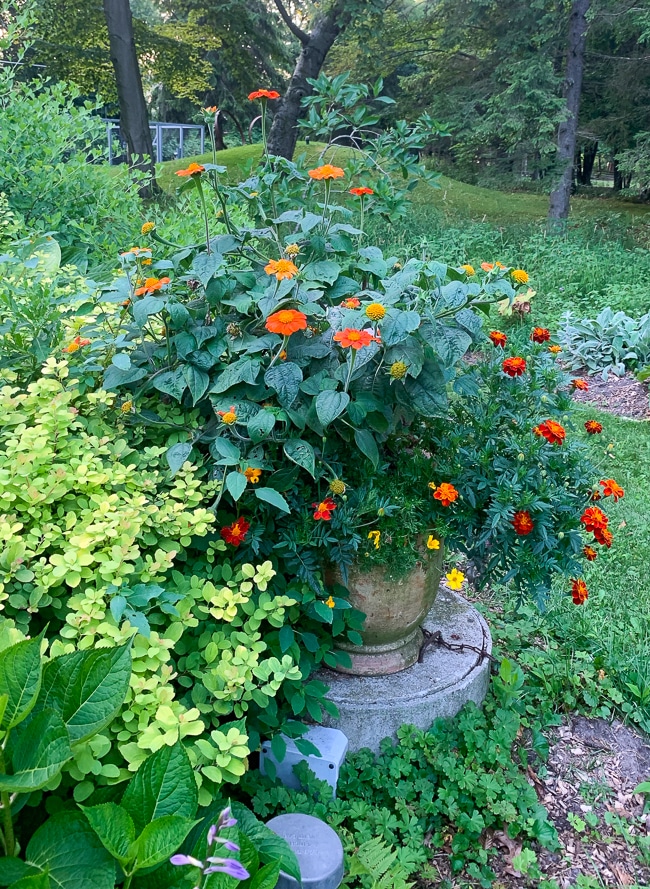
[204,859,250,880]
[207,825,218,846]
[217,806,237,830]
[170,855,204,869]
[212,838,240,852]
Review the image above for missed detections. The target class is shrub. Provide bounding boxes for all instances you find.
[558,307,650,378]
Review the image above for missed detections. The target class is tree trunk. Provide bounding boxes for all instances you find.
[613,159,623,191]
[581,140,598,185]
[548,0,590,222]
[267,1,353,160]
[103,0,157,196]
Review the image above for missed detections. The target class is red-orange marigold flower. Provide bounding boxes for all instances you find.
[134,276,171,296]
[220,517,250,547]
[600,479,625,501]
[308,164,345,181]
[512,510,534,535]
[248,89,280,100]
[594,526,613,547]
[580,506,608,533]
[531,327,551,343]
[431,482,459,507]
[175,162,205,177]
[489,330,507,348]
[502,356,527,377]
[312,498,337,520]
[264,258,299,280]
[534,419,566,445]
[349,186,374,196]
[571,578,589,605]
[333,328,377,349]
[585,420,603,434]
[583,545,597,561]
[265,309,308,336]
[341,297,360,308]
[572,378,589,391]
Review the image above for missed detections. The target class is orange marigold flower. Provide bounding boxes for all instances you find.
[594,526,613,547]
[175,162,205,177]
[308,164,345,181]
[572,378,589,391]
[312,498,337,521]
[600,478,624,501]
[248,89,280,100]
[134,276,171,296]
[512,510,534,535]
[62,336,91,354]
[430,482,459,507]
[531,327,550,343]
[341,297,360,308]
[585,420,603,435]
[220,518,250,547]
[590,489,602,501]
[489,330,507,348]
[333,328,377,349]
[571,578,589,605]
[583,545,598,561]
[502,356,527,377]
[581,506,608,533]
[264,258,299,281]
[548,344,562,354]
[534,419,566,445]
[265,308,308,336]
[349,186,374,196]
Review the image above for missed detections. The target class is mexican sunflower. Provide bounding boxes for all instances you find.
[308,164,345,180]
[248,89,280,100]
[571,578,589,605]
[62,336,91,353]
[313,498,337,520]
[584,420,603,434]
[265,309,308,336]
[580,506,608,533]
[333,328,377,349]
[461,264,475,276]
[220,518,250,547]
[534,419,566,445]
[264,258,299,280]
[512,269,529,285]
[512,510,534,535]
[175,162,205,177]
[531,327,550,343]
[429,482,459,507]
[217,407,238,425]
[502,357,527,377]
[489,330,507,348]
[341,297,360,308]
[349,186,374,196]
[134,276,170,296]
[600,478,624,501]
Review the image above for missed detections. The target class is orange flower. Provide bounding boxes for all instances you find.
[531,327,550,343]
[571,578,589,605]
[349,186,374,196]
[220,518,250,547]
[590,489,602,501]
[481,262,494,271]
[584,420,603,435]
[534,419,565,445]
[308,164,345,181]
[325,595,336,608]
[248,89,280,100]
[62,336,91,354]
[341,297,360,308]
[502,356,527,377]
[489,330,507,348]
[312,498,337,520]
[265,258,299,281]
[572,378,589,391]
[600,478,624,501]
[583,545,597,561]
[175,162,205,177]
[333,328,377,349]
[134,276,170,296]
[548,345,562,354]
[265,309,308,336]
[512,510,534,535]
[204,105,217,113]
[594,526,613,547]
[580,506,608,533]
[430,482,459,507]
[218,406,238,425]
[243,467,262,484]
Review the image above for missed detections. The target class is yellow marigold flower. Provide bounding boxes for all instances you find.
[446,568,465,591]
[141,222,155,235]
[389,361,408,380]
[285,243,300,257]
[325,595,336,608]
[511,268,529,285]
[329,479,346,495]
[120,400,133,414]
[365,302,386,321]
[367,530,381,550]
[279,350,288,361]
[461,264,475,276]
[244,467,262,484]
[142,258,152,265]
[426,535,440,550]
[249,191,259,198]
[548,344,562,354]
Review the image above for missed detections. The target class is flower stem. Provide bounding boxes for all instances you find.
[195,179,211,254]
[344,349,357,393]
[0,745,15,857]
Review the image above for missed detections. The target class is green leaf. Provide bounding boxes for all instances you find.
[133,296,166,327]
[166,443,193,476]
[182,365,210,405]
[103,365,148,391]
[237,833,259,875]
[249,860,281,889]
[264,363,303,409]
[278,626,295,654]
[270,734,286,762]
[313,601,334,623]
[192,252,225,287]
[302,260,341,285]
[357,246,388,277]
[230,804,301,882]
[254,488,290,515]
[247,410,276,443]
[211,358,259,394]
[283,439,316,477]
[83,803,135,867]
[404,364,447,417]
[0,858,38,886]
[0,635,43,730]
[380,309,421,347]
[152,368,187,402]
[7,873,50,889]
[112,353,131,371]
[26,812,115,889]
[315,390,349,427]
[420,322,471,367]
[634,781,650,794]
[0,708,72,792]
[37,641,131,744]
[225,471,247,502]
[353,429,379,468]
[130,816,196,871]
[121,742,198,835]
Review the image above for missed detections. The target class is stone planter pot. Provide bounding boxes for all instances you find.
[327,543,445,676]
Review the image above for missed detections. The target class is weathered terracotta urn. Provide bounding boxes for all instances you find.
[327,543,445,676]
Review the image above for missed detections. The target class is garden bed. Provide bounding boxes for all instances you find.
[571,372,650,420]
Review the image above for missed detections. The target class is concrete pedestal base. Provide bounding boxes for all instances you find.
[319,588,492,753]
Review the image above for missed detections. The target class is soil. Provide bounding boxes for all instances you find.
[571,371,650,420]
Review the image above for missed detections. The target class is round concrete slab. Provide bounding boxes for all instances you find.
[266,813,344,889]
[319,587,492,752]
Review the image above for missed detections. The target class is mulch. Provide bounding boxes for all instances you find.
[571,371,650,420]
